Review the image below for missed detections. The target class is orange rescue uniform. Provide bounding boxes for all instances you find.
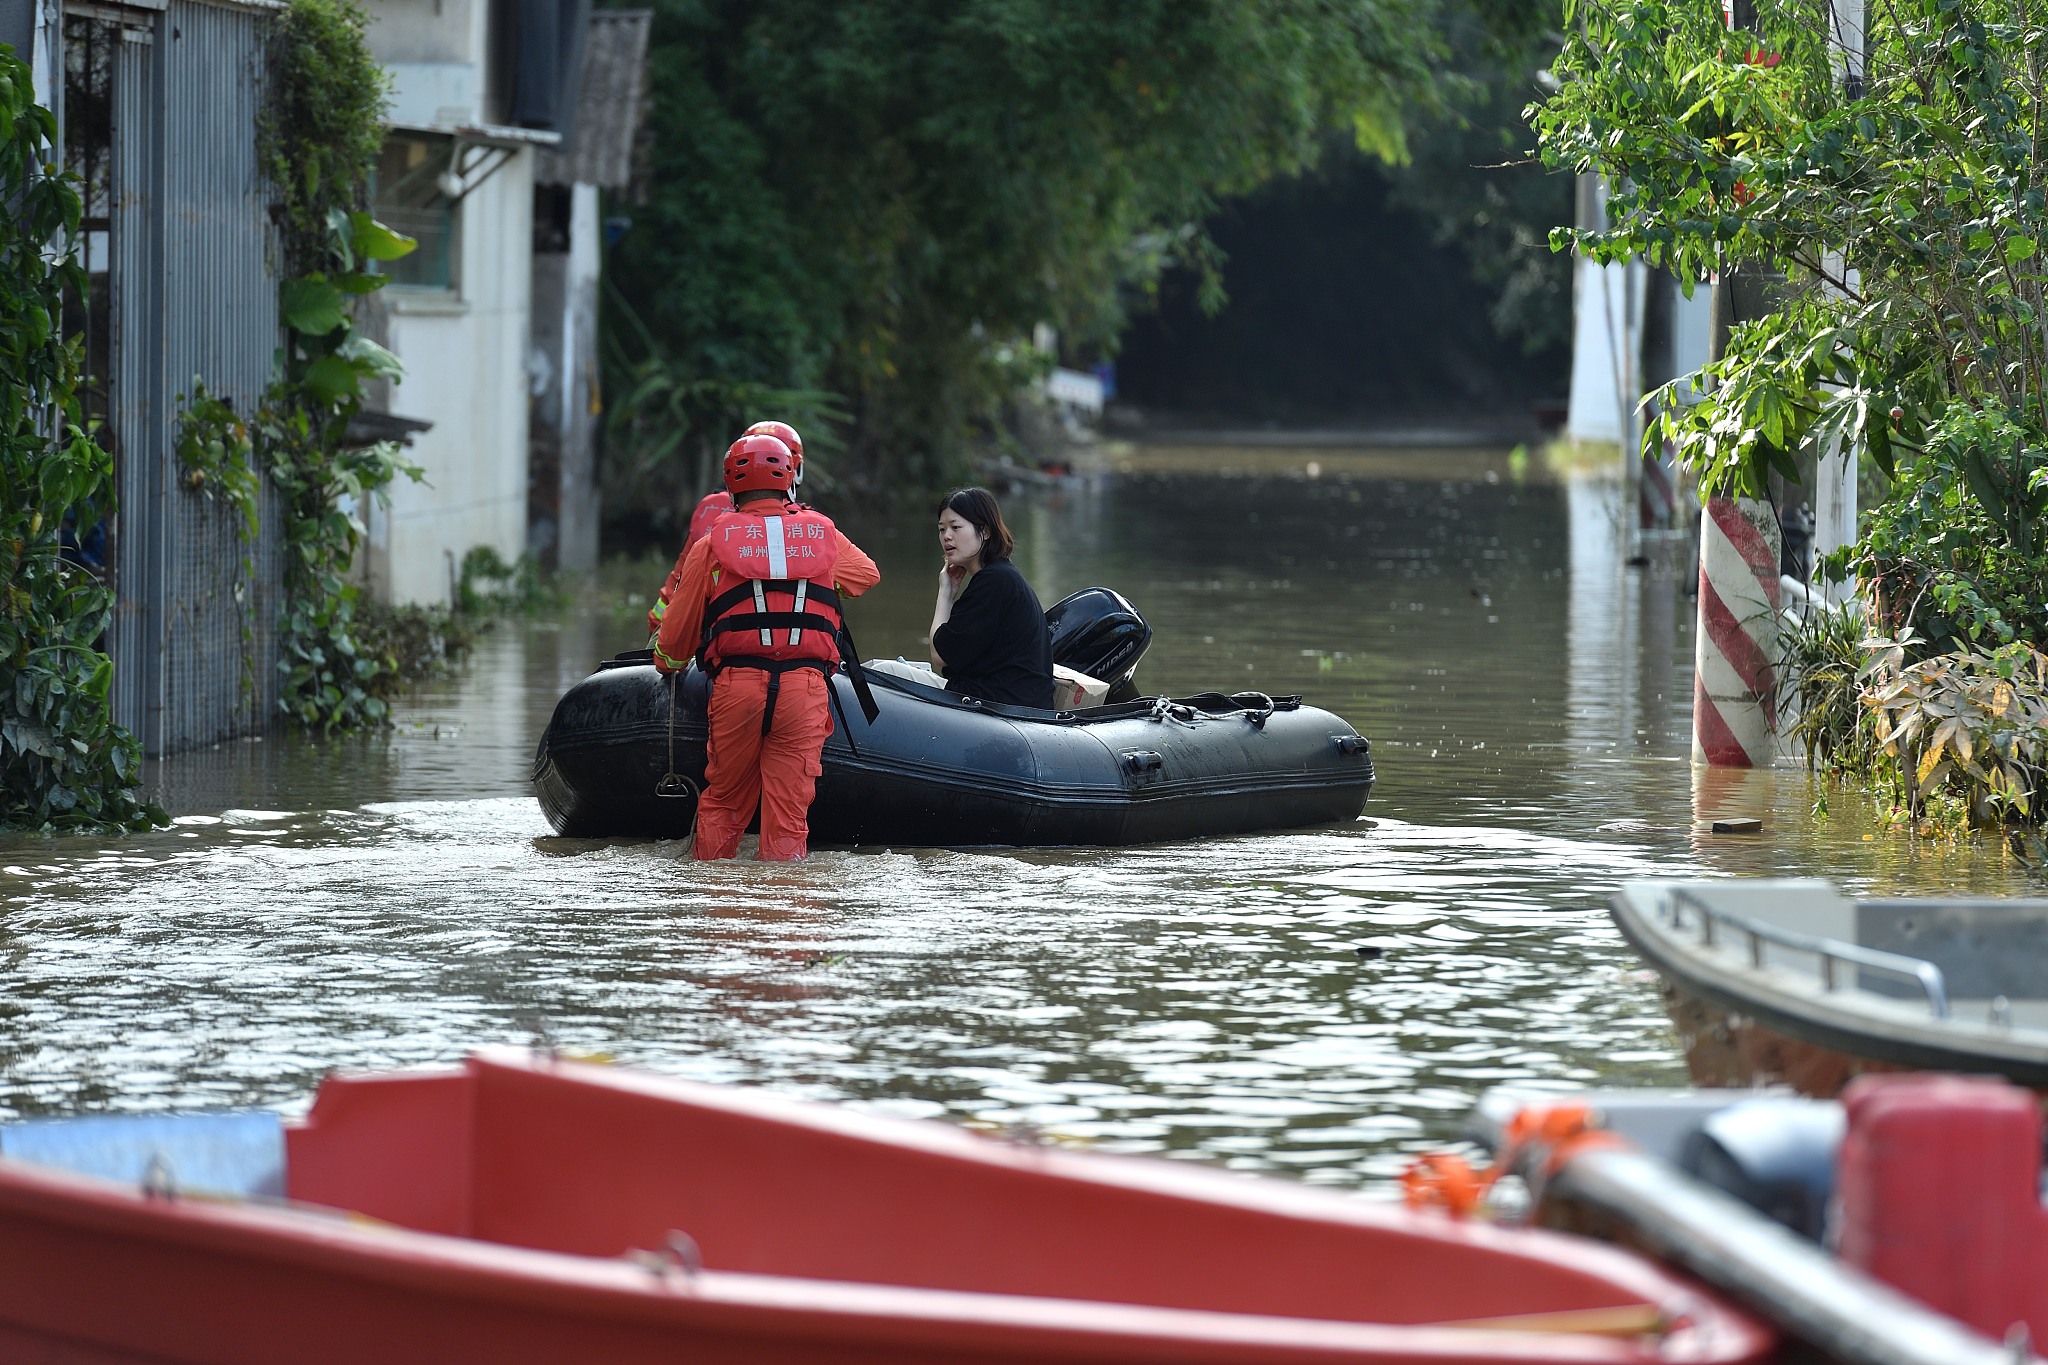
[653,505,879,862]
[647,491,736,635]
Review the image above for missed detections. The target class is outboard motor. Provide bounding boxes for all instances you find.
[1045,587,1152,699]
[1679,1096,1844,1242]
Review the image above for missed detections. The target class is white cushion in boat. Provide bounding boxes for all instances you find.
[864,657,946,690]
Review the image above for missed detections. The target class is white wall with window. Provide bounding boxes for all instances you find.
[365,150,535,606]
[357,0,564,606]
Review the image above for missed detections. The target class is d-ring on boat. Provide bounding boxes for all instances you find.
[532,588,1375,845]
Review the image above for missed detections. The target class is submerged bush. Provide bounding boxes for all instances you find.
[1781,612,2048,832]
[1779,604,1873,773]
[353,601,475,694]
[1861,637,2048,825]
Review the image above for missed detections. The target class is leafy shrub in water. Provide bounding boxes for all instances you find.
[457,547,562,618]
[1779,604,1874,773]
[0,52,163,832]
[353,601,475,692]
[1781,614,2048,829]
[1861,634,2048,824]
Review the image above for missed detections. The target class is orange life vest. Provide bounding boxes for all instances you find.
[685,490,734,552]
[699,506,845,672]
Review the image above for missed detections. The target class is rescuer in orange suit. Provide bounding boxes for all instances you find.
[647,420,806,636]
[652,432,879,861]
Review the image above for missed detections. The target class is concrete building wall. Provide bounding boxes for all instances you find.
[368,152,536,606]
[361,0,477,71]
[10,0,59,111]
[529,181,602,572]
[1,0,31,76]
[359,0,544,606]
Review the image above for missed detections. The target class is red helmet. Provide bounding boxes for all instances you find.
[723,434,798,496]
[743,420,803,458]
[743,420,805,485]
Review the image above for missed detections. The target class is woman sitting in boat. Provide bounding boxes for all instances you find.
[930,487,1055,710]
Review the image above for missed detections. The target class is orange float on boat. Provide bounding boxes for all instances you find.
[0,1049,1774,1364]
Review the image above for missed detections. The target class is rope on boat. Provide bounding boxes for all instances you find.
[655,674,701,848]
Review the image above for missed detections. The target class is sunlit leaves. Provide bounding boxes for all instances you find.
[1541,0,2048,660]
[1861,639,2048,818]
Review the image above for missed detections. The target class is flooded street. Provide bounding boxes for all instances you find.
[1,444,2032,1190]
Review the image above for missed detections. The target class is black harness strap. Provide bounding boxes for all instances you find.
[705,580,840,620]
[710,655,837,737]
[836,616,881,725]
[700,581,844,665]
[707,612,843,637]
[826,670,861,758]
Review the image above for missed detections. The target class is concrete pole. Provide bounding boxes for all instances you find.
[1813,0,1866,603]
[1694,496,1783,765]
[1619,257,1641,562]
[1696,173,1781,765]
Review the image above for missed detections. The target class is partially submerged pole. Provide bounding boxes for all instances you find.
[1694,496,1782,766]
[1697,227,1781,765]
[1691,0,1790,768]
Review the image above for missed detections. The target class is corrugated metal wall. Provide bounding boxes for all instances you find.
[160,1,281,749]
[107,0,281,755]
[108,17,165,749]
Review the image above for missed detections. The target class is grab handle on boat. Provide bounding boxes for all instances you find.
[1666,888,1952,1019]
[1121,750,1163,776]
[629,1230,704,1289]
[141,1152,177,1201]
[665,1230,703,1280]
[1334,734,1370,756]
[655,672,699,804]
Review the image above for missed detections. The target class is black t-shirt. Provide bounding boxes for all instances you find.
[934,558,1055,709]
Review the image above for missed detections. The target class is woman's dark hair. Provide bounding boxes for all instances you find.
[939,486,1014,565]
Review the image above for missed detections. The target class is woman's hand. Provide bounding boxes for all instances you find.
[931,565,962,671]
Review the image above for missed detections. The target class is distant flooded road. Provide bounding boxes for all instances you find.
[1,443,2030,1188]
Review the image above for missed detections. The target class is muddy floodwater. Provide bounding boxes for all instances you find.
[2,443,2035,1189]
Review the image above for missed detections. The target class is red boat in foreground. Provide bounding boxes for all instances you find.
[0,1049,1771,1364]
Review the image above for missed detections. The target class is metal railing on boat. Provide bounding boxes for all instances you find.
[1664,888,1952,1020]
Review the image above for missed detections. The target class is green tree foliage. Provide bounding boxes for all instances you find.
[260,0,392,274]
[1534,0,2048,652]
[0,53,162,832]
[607,0,1438,512]
[1386,0,1574,356]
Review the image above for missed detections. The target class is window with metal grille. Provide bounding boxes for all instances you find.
[372,133,458,291]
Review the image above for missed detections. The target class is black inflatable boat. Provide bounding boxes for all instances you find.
[531,589,1374,846]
